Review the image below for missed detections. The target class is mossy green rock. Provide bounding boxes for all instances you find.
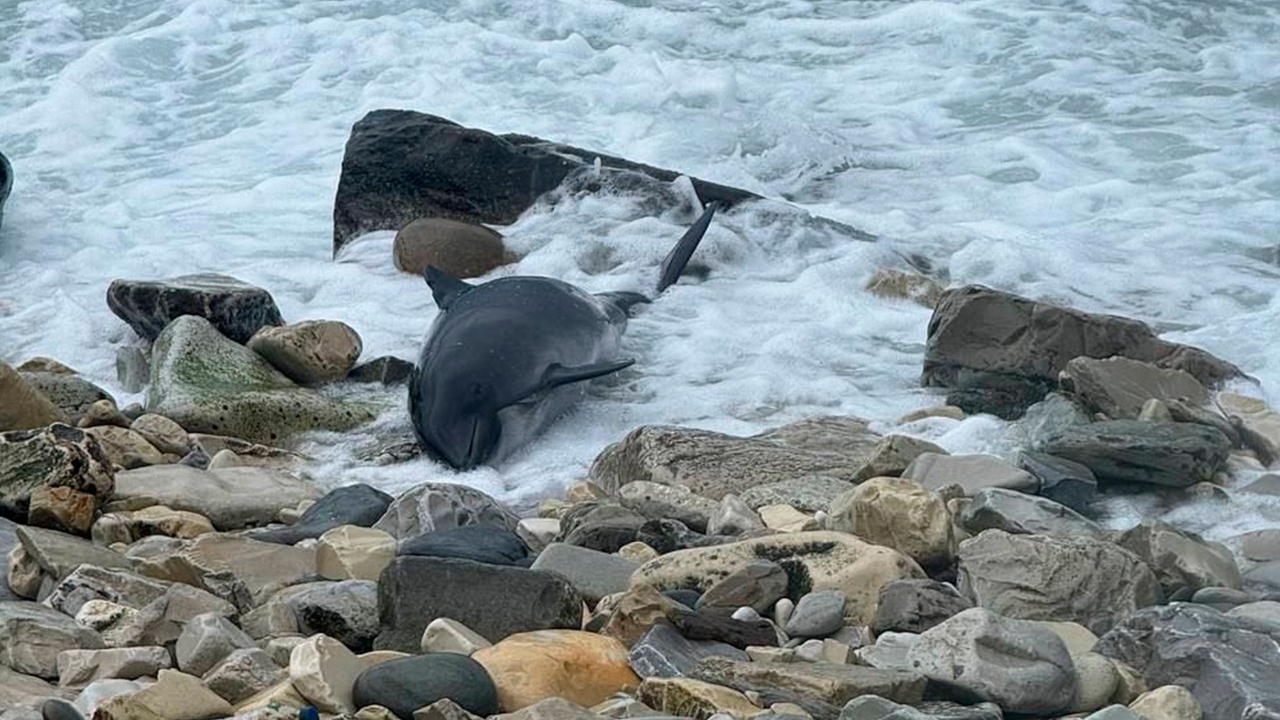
[147,316,373,444]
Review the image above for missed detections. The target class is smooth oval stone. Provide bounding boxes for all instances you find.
[352,653,498,719]
[397,524,529,566]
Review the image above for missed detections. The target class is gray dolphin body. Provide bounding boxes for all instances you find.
[409,206,716,470]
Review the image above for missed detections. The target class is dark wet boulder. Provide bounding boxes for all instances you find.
[397,523,530,566]
[1095,603,1280,720]
[106,274,284,343]
[331,110,762,254]
[251,483,393,545]
[353,653,498,719]
[921,285,1243,419]
[1038,420,1230,488]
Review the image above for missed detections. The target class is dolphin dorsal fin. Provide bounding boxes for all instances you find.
[424,266,473,310]
[656,204,716,294]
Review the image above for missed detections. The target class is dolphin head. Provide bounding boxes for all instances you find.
[409,370,508,471]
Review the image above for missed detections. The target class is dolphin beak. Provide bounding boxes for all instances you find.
[430,415,500,471]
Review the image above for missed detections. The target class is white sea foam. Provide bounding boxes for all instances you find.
[1,0,1278,532]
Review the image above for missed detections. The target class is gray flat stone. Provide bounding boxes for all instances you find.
[529,542,638,604]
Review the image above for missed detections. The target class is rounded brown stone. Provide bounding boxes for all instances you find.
[393,218,506,279]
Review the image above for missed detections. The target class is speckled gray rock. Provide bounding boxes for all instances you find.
[146,315,373,444]
[0,424,115,511]
[109,464,322,531]
[1117,520,1241,598]
[957,530,1161,635]
[1038,420,1230,488]
[42,565,169,617]
[18,373,114,427]
[739,475,858,513]
[628,623,748,679]
[55,646,171,686]
[529,543,638,604]
[201,647,284,704]
[873,579,973,635]
[695,560,789,614]
[281,580,379,652]
[906,607,1075,715]
[959,488,1103,538]
[785,590,847,638]
[618,481,719,533]
[590,417,881,500]
[839,696,1003,720]
[15,526,130,581]
[373,482,519,540]
[706,494,765,536]
[174,612,256,677]
[0,601,104,678]
[107,273,284,343]
[902,453,1038,496]
[690,657,926,717]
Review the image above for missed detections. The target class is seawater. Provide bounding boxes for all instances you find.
[1,0,1278,534]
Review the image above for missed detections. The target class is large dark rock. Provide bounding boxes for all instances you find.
[667,606,779,649]
[628,623,748,679]
[106,274,285,343]
[397,524,530,566]
[251,483,393,545]
[373,556,582,651]
[921,285,1243,419]
[958,487,1103,538]
[353,652,498,719]
[557,501,647,553]
[1017,451,1097,513]
[331,109,763,254]
[1095,603,1280,720]
[1038,420,1231,487]
[873,579,973,635]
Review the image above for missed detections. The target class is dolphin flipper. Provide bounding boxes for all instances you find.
[424,266,474,310]
[656,204,716,294]
[497,358,636,408]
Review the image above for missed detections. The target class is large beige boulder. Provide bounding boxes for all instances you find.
[827,477,952,569]
[472,630,640,711]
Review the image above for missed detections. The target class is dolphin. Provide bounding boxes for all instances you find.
[409,205,717,470]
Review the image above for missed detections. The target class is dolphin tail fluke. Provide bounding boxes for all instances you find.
[656,203,716,295]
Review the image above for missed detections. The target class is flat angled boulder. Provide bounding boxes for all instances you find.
[109,464,322,530]
[591,416,882,500]
[146,315,372,444]
[374,556,583,652]
[15,525,131,581]
[107,273,284,344]
[1038,420,1230,487]
[1059,356,1209,420]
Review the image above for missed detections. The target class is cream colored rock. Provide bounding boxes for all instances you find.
[897,406,965,424]
[1071,652,1120,713]
[84,426,166,469]
[473,630,641,711]
[1219,393,1280,466]
[357,650,411,670]
[865,268,945,308]
[134,532,317,605]
[631,531,924,626]
[618,541,659,564]
[637,676,761,719]
[78,399,131,428]
[94,668,232,720]
[94,506,215,546]
[289,634,362,714]
[130,414,191,455]
[206,449,241,469]
[827,477,952,569]
[355,705,400,720]
[234,677,310,714]
[1032,620,1099,655]
[516,518,560,554]
[316,525,396,582]
[758,504,819,533]
[248,320,363,385]
[1109,659,1149,705]
[0,360,66,431]
[421,618,491,655]
[1129,685,1203,720]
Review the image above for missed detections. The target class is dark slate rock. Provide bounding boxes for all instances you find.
[1095,603,1280,720]
[1038,420,1231,487]
[628,623,749,679]
[668,606,778,649]
[695,560,789,614]
[106,274,284,344]
[528,542,637,604]
[284,580,379,652]
[785,590,847,638]
[373,556,582,651]
[922,285,1243,400]
[252,483,393,545]
[558,501,646,553]
[348,356,415,385]
[0,516,20,601]
[664,589,702,610]
[1017,451,1098,513]
[944,374,1055,421]
[637,518,736,555]
[352,652,498,719]
[959,487,1103,538]
[873,579,973,635]
[397,524,529,566]
[331,110,760,254]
